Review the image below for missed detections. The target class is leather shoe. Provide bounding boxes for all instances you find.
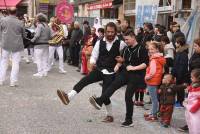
[102,116,114,123]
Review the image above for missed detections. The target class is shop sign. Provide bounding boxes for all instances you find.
[39,0,49,3]
[39,3,48,13]
[135,0,159,28]
[87,1,112,10]
[158,6,172,12]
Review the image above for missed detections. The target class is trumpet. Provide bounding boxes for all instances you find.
[48,23,64,45]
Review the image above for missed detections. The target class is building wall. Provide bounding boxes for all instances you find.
[118,5,124,20]
[191,0,200,9]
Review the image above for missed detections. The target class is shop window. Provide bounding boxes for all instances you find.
[103,8,118,18]
[124,0,135,11]
[159,0,171,6]
[48,5,55,19]
[182,0,191,9]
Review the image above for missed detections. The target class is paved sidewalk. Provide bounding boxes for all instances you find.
[0,61,188,134]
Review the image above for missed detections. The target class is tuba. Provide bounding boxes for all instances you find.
[48,23,64,45]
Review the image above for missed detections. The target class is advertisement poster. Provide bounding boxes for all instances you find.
[135,0,159,28]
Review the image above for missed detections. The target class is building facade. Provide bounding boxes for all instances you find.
[123,0,200,28]
[76,0,123,19]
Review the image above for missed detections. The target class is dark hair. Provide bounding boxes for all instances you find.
[176,37,186,46]
[117,19,121,24]
[138,27,144,34]
[98,28,104,34]
[191,69,200,81]
[83,20,89,25]
[171,21,177,26]
[1,10,8,15]
[55,18,61,25]
[91,27,96,31]
[149,41,164,53]
[125,19,130,26]
[37,13,47,23]
[194,38,200,47]
[144,23,153,31]
[124,29,136,37]
[155,24,161,28]
[161,36,170,44]
[105,22,117,32]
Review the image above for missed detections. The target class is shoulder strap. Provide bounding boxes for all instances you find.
[137,45,141,58]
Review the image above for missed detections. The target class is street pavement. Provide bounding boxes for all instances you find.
[0,60,188,134]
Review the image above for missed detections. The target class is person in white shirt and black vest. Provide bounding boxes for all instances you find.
[89,30,149,127]
[56,22,127,122]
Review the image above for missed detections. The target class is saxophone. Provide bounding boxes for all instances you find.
[48,23,64,45]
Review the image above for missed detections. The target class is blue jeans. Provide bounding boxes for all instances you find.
[147,85,158,116]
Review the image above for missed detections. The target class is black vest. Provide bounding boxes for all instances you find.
[96,39,120,72]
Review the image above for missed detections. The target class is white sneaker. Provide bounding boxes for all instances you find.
[0,81,4,86]
[26,59,30,64]
[59,70,67,74]
[33,73,43,77]
[10,81,18,87]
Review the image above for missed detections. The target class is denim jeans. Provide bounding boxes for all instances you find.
[147,85,158,116]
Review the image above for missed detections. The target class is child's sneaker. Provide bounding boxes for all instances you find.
[161,122,169,128]
[145,115,158,122]
[138,101,144,106]
[134,101,139,106]
[178,125,188,132]
[144,113,151,118]
[175,102,184,108]
[157,111,161,117]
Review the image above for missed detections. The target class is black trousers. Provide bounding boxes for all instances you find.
[97,70,143,121]
[63,45,70,62]
[73,69,115,105]
[70,44,80,66]
[176,86,185,105]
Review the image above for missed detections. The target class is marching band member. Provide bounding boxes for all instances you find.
[31,13,51,77]
[0,7,25,86]
[48,18,67,74]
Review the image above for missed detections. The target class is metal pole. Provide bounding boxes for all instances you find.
[3,0,7,10]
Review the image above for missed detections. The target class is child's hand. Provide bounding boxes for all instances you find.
[126,65,134,71]
[183,99,188,107]
[183,83,188,86]
[114,65,120,73]
[145,75,152,80]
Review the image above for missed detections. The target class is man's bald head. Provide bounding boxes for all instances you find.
[9,7,17,15]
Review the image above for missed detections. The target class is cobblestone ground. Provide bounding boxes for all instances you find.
[0,60,188,134]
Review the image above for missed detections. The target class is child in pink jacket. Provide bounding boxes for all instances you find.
[185,69,200,134]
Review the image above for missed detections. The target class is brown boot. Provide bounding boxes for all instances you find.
[102,116,114,123]
[57,89,70,105]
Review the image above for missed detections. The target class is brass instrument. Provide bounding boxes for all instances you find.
[48,23,64,45]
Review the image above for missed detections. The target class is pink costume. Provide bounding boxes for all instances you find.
[185,85,200,134]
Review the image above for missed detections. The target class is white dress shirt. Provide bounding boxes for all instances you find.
[90,36,127,74]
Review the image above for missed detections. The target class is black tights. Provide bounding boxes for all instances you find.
[135,91,144,102]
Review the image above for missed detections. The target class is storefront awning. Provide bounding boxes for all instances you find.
[0,0,22,9]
